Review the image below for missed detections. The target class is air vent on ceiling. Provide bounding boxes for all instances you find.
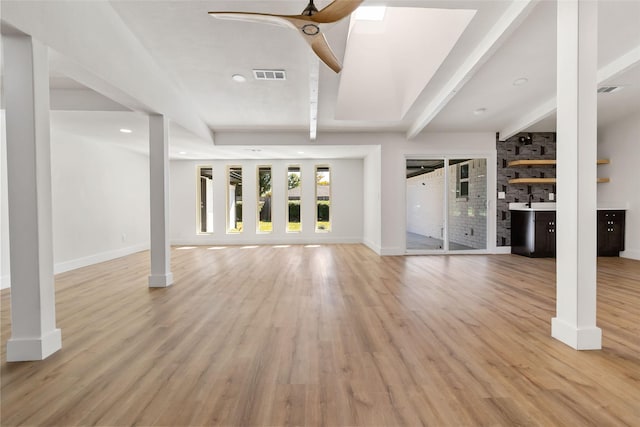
[253,69,286,81]
[597,86,623,94]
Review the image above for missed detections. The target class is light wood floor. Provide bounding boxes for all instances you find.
[1,245,639,426]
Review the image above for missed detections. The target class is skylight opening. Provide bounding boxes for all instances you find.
[354,6,387,21]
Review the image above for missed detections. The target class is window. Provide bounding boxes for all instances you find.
[227,166,243,233]
[457,162,469,198]
[197,166,213,234]
[257,166,272,233]
[287,166,301,232]
[315,166,331,232]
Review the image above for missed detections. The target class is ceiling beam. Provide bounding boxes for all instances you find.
[309,56,320,141]
[50,89,131,112]
[499,45,640,140]
[1,1,214,144]
[406,0,536,139]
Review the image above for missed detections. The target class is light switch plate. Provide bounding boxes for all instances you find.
[498,191,506,199]
[549,193,555,201]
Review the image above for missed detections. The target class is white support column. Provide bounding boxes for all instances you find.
[3,33,62,361]
[552,0,601,350]
[148,114,173,287]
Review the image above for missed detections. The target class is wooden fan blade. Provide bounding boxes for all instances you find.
[311,33,342,73]
[208,12,298,30]
[312,0,364,24]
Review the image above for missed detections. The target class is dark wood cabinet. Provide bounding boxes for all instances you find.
[511,209,626,258]
[511,210,556,257]
[597,210,625,256]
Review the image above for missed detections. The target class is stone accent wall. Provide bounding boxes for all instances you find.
[496,132,557,246]
[448,159,487,249]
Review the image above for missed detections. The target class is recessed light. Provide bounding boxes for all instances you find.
[297,151,305,154]
[473,108,487,115]
[178,151,187,155]
[119,128,132,133]
[354,6,386,21]
[232,74,247,83]
[513,77,528,86]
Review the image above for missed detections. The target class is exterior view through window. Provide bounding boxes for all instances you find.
[257,166,272,233]
[227,166,243,233]
[197,166,213,233]
[315,166,331,232]
[287,166,301,232]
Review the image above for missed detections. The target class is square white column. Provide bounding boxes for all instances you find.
[148,114,173,287]
[3,32,62,361]
[552,0,601,350]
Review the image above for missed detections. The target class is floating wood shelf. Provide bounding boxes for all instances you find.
[508,159,610,167]
[508,178,557,184]
[507,160,556,167]
[509,177,610,184]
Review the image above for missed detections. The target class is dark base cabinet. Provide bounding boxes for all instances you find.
[511,209,626,258]
[511,210,556,258]
[598,210,626,256]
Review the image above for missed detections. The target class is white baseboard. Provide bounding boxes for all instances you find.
[621,249,640,261]
[1,274,10,290]
[380,247,404,256]
[53,243,149,275]
[171,237,363,247]
[362,239,382,255]
[494,246,512,254]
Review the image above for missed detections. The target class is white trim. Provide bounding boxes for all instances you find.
[551,317,602,350]
[0,275,10,290]
[6,328,62,361]
[381,246,404,256]
[620,249,640,261]
[363,239,382,255]
[493,246,512,254]
[53,243,149,275]
[171,237,362,246]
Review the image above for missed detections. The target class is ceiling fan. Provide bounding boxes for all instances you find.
[208,0,364,73]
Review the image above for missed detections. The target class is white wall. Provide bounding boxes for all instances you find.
[170,159,364,245]
[379,132,497,255]
[1,125,150,288]
[49,130,150,272]
[1,112,10,289]
[597,111,640,260]
[363,147,382,253]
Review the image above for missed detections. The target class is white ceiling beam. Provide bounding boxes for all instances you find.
[309,56,320,141]
[499,97,556,140]
[1,1,214,144]
[406,0,536,139]
[50,88,131,112]
[499,45,640,140]
[597,45,640,82]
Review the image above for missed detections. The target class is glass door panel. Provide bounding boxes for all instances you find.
[406,159,446,251]
[447,158,487,250]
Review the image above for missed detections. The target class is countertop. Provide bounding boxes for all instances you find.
[509,202,627,211]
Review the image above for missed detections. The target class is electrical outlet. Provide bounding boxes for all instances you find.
[498,191,506,199]
[121,233,127,242]
[549,193,555,201]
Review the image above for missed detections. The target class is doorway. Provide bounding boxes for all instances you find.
[406,157,488,253]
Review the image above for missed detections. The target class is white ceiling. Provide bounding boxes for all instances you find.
[2,0,639,158]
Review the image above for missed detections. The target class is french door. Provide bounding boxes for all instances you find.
[406,157,488,253]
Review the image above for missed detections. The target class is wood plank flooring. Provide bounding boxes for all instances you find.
[1,245,639,426]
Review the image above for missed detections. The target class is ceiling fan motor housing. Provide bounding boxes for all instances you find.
[302,0,319,16]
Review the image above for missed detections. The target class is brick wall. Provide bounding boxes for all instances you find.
[496,132,557,246]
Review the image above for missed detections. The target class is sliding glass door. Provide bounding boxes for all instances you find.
[406,157,487,253]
